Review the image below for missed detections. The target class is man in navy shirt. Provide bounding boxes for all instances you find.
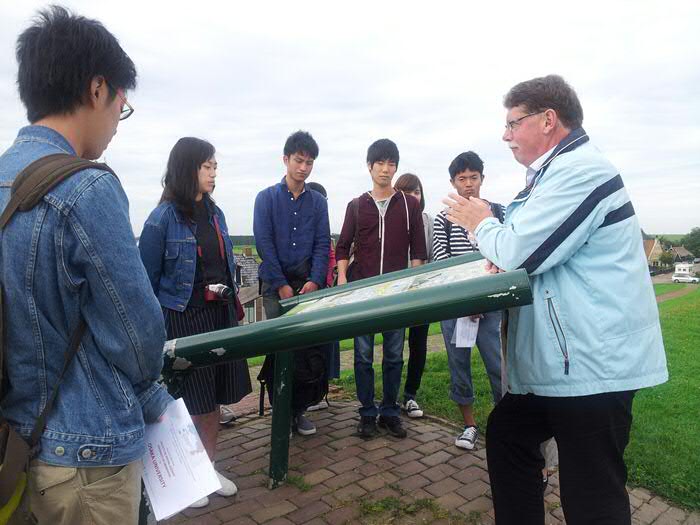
[253,130,330,435]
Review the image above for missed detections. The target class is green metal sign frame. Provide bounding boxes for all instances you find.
[161,254,532,487]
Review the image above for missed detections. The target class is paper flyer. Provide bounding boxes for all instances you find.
[453,316,480,348]
[141,398,221,520]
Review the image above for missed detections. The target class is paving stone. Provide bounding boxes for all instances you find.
[684,512,700,524]
[323,505,361,524]
[634,502,664,524]
[396,473,430,491]
[334,482,367,501]
[356,458,393,476]
[357,471,399,491]
[435,491,468,510]
[220,517,256,525]
[390,437,423,452]
[451,465,489,484]
[421,450,453,467]
[323,470,364,490]
[250,501,297,523]
[415,440,445,455]
[327,436,364,450]
[180,515,223,525]
[286,500,330,524]
[214,499,265,521]
[424,476,462,498]
[394,459,427,477]
[359,437,393,451]
[331,445,365,461]
[422,463,458,482]
[458,495,493,515]
[447,452,483,470]
[363,446,395,462]
[387,449,422,465]
[303,469,335,485]
[413,431,444,443]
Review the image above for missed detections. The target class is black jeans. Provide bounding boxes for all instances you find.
[486,390,635,525]
[403,323,429,401]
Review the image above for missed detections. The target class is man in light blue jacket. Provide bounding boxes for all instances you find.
[444,75,667,525]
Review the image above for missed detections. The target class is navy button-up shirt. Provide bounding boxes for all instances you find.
[253,178,330,290]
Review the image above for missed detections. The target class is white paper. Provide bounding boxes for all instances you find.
[453,316,479,348]
[141,398,221,520]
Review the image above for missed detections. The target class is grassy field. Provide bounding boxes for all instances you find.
[334,289,700,509]
[654,283,687,296]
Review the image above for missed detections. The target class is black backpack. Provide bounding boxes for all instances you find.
[258,345,329,415]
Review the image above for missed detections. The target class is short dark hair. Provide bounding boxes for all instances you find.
[160,137,216,218]
[448,151,484,180]
[504,74,583,130]
[367,139,399,167]
[306,181,327,198]
[394,173,425,211]
[283,130,319,159]
[16,5,137,123]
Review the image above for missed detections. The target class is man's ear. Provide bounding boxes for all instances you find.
[87,76,107,108]
[283,155,289,168]
[367,161,373,172]
[543,108,558,134]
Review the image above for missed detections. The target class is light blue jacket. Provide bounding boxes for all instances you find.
[475,128,668,396]
[0,126,172,467]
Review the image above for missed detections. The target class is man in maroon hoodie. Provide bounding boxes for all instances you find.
[336,139,426,439]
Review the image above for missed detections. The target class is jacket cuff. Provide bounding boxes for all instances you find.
[139,383,174,423]
[474,216,499,237]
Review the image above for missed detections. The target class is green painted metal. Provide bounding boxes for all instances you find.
[268,351,293,488]
[160,254,533,488]
[279,252,484,311]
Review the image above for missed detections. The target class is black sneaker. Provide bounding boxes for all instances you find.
[377,415,407,439]
[357,416,377,438]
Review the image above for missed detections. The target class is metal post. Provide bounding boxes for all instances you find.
[268,350,294,488]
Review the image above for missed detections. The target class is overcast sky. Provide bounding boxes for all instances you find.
[1,1,699,237]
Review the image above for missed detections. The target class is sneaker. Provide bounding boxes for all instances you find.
[189,496,209,508]
[377,415,407,439]
[402,399,424,418]
[293,414,316,436]
[357,415,377,438]
[306,400,328,412]
[215,470,238,497]
[219,405,237,425]
[455,425,478,450]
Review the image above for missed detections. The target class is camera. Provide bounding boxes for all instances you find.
[204,283,233,302]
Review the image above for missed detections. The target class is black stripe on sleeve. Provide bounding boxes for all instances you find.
[599,201,635,228]
[518,174,625,274]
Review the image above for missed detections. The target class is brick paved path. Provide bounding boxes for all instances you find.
[159,402,698,525]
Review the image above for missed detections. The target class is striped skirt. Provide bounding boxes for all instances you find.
[164,303,252,415]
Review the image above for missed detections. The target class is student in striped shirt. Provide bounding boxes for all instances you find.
[433,151,505,451]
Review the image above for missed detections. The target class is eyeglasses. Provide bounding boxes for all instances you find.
[105,81,134,120]
[117,92,134,121]
[504,111,545,132]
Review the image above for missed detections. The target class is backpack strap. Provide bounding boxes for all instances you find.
[0,152,95,501]
[0,153,115,228]
[489,202,505,224]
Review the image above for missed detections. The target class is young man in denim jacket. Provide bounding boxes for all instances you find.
[0,7,171,524]
[253,131,330,436]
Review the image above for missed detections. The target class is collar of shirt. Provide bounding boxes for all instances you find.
[280,176,306,200]
[526,146,556,186]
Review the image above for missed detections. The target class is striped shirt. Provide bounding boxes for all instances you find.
[432,203,506,261]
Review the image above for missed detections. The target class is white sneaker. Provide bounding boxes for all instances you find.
[215,470,238,497]
[219,405,237,425]
[306,400,328,412]
[402,399,424,418]
[455,425,478,450]
[189,496,209,508]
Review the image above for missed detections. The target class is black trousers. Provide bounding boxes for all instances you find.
[403,323,429,401]
[486,390,635,525]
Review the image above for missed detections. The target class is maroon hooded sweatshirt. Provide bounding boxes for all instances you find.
[336,191,426,282]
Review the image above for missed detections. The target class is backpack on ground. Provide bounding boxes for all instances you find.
[0,154,104,523]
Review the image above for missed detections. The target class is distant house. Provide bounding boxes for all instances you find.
[235,247,264,324]
[643,238,664,267]
[670,246,694,263]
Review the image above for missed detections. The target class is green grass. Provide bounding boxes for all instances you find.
[654,283,687,296]
[334,290,700,509]
[624,288,700,509]
[232,244,258,257]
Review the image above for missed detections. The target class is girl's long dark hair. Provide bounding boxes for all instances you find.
[160,137,215,218]
[394,172,425,211]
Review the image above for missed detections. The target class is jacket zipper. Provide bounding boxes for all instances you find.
[547,297,570,375]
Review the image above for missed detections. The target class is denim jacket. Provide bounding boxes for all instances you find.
[139,200,238,311]
[0,126,172,467]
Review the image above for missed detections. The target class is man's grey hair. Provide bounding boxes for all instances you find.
[504,75,584,130]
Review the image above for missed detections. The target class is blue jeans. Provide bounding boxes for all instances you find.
[354,329,405,417]
[441,311,503,406]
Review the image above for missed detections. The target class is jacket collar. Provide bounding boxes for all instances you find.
[16,125,77,155]
[512,127,589,203]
